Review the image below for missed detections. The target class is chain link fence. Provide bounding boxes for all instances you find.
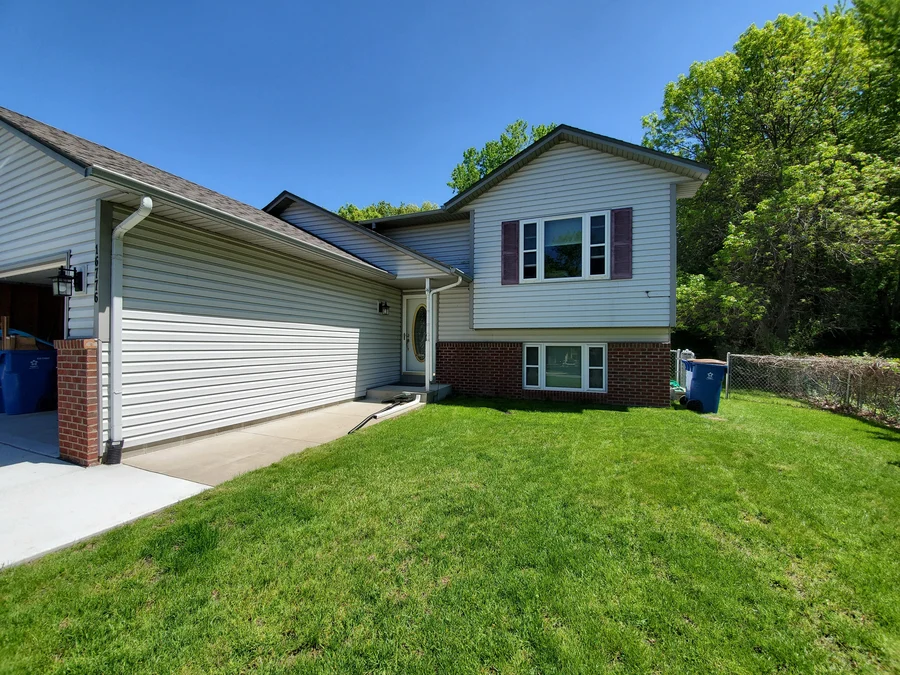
[670,349,689,386]
[726,353,900,426]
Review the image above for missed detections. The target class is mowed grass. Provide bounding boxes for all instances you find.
[2,397,899,674]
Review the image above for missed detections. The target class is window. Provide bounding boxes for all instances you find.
[522,222,538,280]
[523,343,607,392]
[520,211,610,282]
[589,214,606,276]
[524,345,540,386]
[544,217,582,278]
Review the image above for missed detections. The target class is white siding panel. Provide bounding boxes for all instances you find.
[437,287,668,343]
[383,220,471,274]
[279,202,442,278]
[469,142,676,329]
[101,341,109,444]
[0,128,108,337]
[120,217,401,447]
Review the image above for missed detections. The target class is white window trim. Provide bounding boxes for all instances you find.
[519,211,611,283]
[522,343,608,393]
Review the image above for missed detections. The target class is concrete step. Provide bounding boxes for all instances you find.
[364,383,452,404]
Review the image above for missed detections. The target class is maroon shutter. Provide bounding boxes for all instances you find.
[500,220,519,285]
[610,208,633,279]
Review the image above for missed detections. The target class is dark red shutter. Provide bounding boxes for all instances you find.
[610,208,633,280]
[501,220,519,285]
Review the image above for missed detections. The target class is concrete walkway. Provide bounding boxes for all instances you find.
[0,444,206,567]
[125,400,394,486]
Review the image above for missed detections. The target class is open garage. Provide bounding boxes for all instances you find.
[0,262,66,459]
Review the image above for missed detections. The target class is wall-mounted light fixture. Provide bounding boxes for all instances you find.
[378,301,391,315]
[50,266,83,297]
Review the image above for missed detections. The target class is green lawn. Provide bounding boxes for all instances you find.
[2,397,899,674]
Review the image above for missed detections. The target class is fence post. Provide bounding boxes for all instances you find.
[845,370,851,407]
[725,352,731,399]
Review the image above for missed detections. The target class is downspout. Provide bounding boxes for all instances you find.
[106,196,153,464]
[425,273,464,392]
[424,279,431,394]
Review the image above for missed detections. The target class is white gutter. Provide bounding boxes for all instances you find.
[106,196,153,463]
[424,274,464,393]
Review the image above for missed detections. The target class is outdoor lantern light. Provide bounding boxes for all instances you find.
[50,266,83,297]
[378,301,390,315]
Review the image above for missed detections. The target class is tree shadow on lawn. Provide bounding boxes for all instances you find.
[435,395,631,416]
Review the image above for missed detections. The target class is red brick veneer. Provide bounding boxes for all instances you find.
[436,341,670,407]
[54,339,100,466]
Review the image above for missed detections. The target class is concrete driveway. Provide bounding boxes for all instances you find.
[0,444,206,567]
[1,399,418,567]
[125,400,391,485]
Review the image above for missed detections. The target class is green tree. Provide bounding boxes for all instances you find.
[447,120,557,194]
[644,7,900,354]
[337,200,440,222]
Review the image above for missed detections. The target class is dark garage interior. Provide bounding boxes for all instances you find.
[0,280,65,344]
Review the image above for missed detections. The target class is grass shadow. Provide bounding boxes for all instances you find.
[436,395,631,415]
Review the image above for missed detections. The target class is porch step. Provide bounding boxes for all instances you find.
[364,383,452,404]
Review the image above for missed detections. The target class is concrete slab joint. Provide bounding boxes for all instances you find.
[53,338,101,466]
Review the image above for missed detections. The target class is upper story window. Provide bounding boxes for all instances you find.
[519,211,610,282]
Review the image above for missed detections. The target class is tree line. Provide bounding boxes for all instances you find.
[643,0,900,356]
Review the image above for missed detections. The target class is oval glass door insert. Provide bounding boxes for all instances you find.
[413,304,427,362]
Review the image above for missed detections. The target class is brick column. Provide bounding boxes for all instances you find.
[54,339,100,467]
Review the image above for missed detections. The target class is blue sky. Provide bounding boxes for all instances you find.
[1,0,827,212]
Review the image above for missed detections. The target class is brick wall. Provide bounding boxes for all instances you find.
[436,341,670,407]
[54,339,100,466]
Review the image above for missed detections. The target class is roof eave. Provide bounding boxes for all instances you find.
[442,125,711,212]
[86,166,397,281]
[362,209,468,228]
[264,191,469,280]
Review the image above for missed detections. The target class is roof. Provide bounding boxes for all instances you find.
[442,124,710,212]
[264,191,472,282]
[361,209,470,228]
[0,106,387,276]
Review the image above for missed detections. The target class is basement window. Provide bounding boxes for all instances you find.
[522,343,607,392]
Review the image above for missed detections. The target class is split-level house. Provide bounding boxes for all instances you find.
[0,106,708,466]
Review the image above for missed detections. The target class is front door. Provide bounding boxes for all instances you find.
[403,295,427,373]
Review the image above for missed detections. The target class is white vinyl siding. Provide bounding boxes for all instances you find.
[118,215,401,447]
[100,340,109,446]
[0,127,109,337]
[382,220,472,274]
[436,287,669,343]
[278,202,445,278]
[469,142,676,328]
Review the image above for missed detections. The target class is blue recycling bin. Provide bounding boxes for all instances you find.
[682,359,728,414]
[0,350,57,415]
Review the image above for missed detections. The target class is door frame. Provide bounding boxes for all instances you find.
[401,293,426,374]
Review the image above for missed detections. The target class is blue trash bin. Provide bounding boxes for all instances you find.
[682,359,728,413]
[0,350,58,415]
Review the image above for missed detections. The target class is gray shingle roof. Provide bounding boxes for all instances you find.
[0,106,384,273]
